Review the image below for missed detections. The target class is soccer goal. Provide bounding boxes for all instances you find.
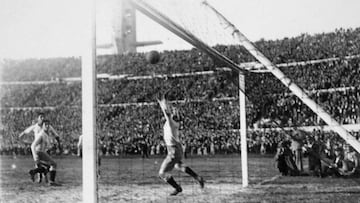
[81,0,360,202]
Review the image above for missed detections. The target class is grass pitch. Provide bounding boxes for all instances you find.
[1,154,360,202]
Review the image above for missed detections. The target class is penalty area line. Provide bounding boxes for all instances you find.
[256,175,281,186]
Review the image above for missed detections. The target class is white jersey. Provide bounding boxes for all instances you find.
[24,123,58,139]
[31,130,50,153]
[163,119,181,146]
[78,135,83,147]
[24,123,43,139]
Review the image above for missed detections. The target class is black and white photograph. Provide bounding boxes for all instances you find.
[1,0,360,202]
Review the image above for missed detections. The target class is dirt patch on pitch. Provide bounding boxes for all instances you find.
[1,185,82,203]
[98,176,360,203]
[99,183,246,203]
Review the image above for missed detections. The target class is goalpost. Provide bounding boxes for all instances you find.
[238,73,248,187]
[82,0,98,202]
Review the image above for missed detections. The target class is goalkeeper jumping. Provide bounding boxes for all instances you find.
[157,94,205,196]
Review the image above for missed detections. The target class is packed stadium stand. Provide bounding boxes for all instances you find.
[1,28,360,157]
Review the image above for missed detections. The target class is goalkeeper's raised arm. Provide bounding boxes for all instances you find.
[157,95,172,120]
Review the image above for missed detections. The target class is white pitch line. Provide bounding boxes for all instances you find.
[256,175,282,186]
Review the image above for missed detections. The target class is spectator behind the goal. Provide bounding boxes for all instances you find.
[290,130,304,172]
[308,133,323,177]
[323,147,345,177]
[343,145,360,176]
[274,140,299,176]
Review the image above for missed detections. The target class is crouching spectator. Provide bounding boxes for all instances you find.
[342,145,360,176]
[323,147,346,177]
[274,140,300,176]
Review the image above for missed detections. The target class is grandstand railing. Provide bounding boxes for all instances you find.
[1,84,358,111]
[1,54,359,85]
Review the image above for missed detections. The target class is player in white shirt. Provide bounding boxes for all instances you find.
[19,113,60,141]
[77,134,83,157]
[19,113,61,183]
[29,120,60,186]
[157,96,204,196]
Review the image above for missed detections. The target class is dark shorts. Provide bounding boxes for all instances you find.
[159,144,183,173]
[35,151,56,167]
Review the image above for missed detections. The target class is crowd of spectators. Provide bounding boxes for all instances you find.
[1,28,360,157]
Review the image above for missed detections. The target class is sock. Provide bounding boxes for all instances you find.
[38,167,47,174]
[31,167,46,174]
[166,176,181,190]
[36,163,50,173]
[49,170,56,182]
[185,167,199,180]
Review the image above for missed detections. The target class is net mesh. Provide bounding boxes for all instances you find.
[137,0,239,48]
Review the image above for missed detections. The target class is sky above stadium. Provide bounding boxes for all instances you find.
[0,0,359,59]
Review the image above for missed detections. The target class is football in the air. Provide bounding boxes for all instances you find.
[145,50,160,64]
